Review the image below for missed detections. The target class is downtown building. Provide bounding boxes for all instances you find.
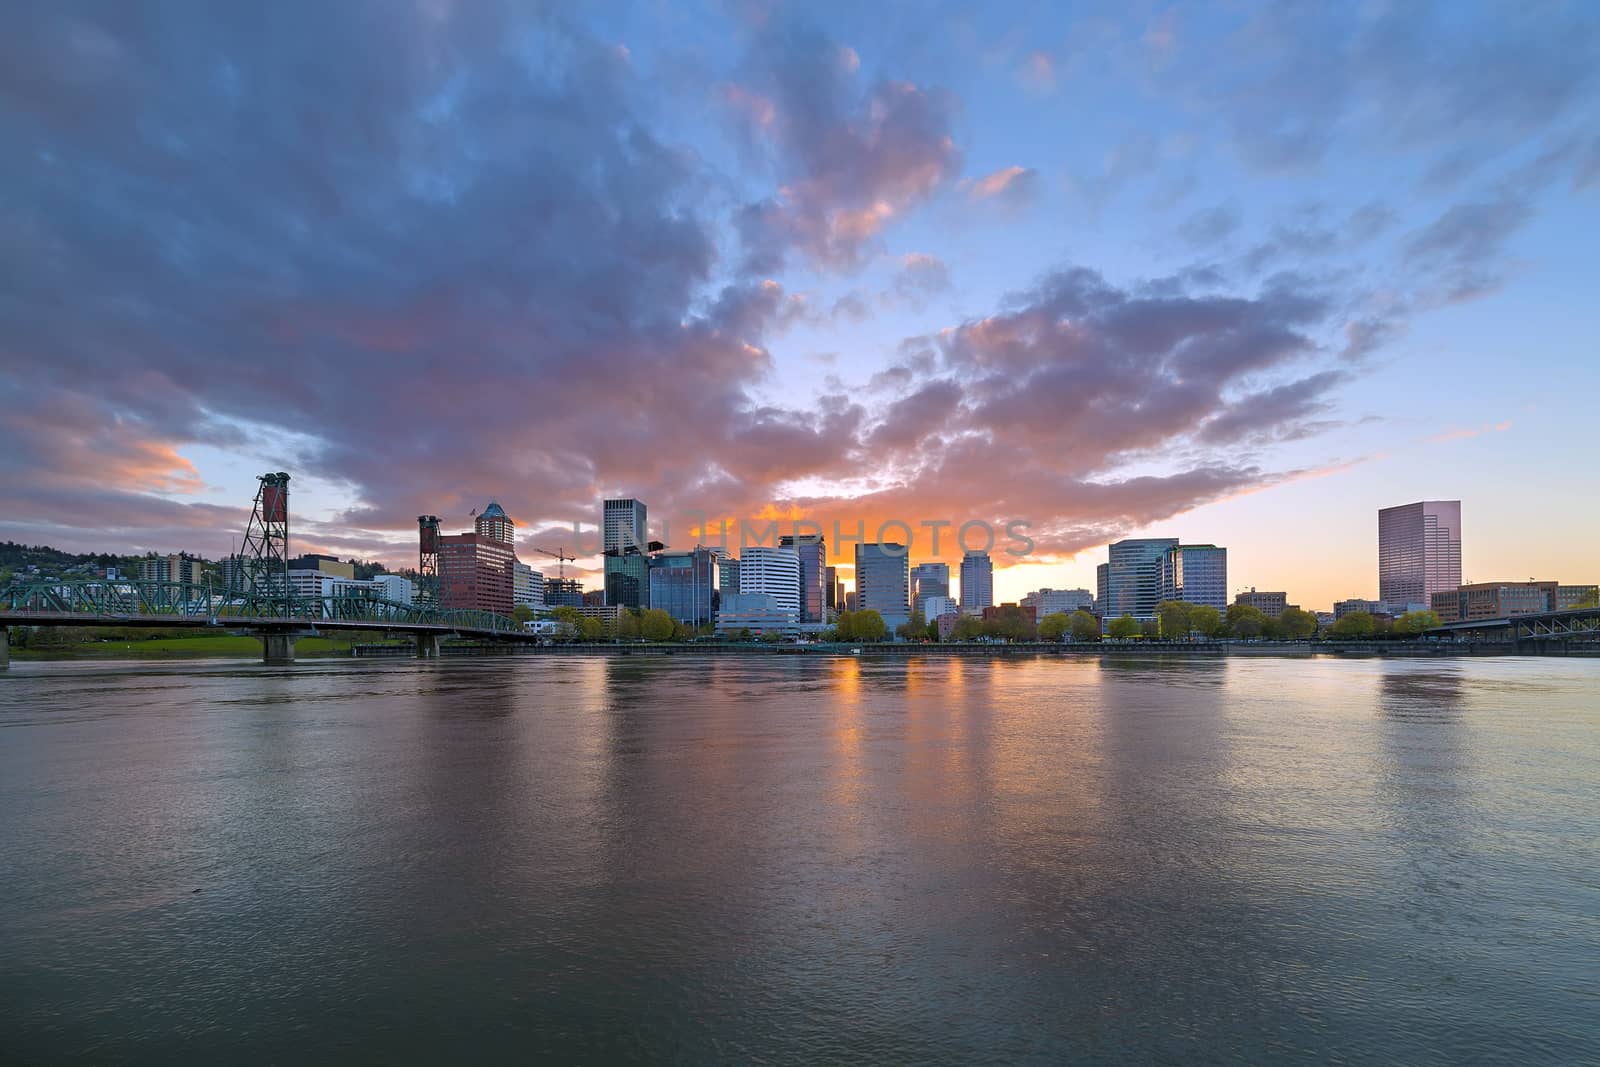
[513,561,545,610]
[910,562,950,618]
[602,497,651,609]
[857,543,911,633]
[738,546,801,618]
[543,577,584,608]
[1431,581,1559,623]
[958,552,993,614]
[1378,500,1462,608]
[438,501,518,616]
[779,533,827,623]
[139,553,205,586]
[1098,538,1177,619]
[1159,544,1228,612]
[1234,589,1292,617]
[649,547,717,625]
[1021,588,1095,617]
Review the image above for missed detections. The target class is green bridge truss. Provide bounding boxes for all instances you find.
[1,577,524,636]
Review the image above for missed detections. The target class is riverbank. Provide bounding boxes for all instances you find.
[10,634,375,661]
[12,636,1594,661]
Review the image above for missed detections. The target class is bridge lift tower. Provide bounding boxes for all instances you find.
[240,472,292,615]
[417,515,441,606]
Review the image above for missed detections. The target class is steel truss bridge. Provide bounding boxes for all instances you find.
[1,577,538,666]
[1428,606,1600,645]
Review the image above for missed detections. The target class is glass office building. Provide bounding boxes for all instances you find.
[1102,538,1178,619]
[1159,544,1228,611]
[1378,500,1462,608]
[857,543,911,632]
[778,534,826,623]
[958,552,993,613]
[648,548,716,625]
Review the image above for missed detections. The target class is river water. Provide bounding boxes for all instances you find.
[1,655,1596,1063]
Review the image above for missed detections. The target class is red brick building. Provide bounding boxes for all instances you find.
[437,501,518,615]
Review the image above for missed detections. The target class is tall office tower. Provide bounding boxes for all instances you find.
[1159,544,1228,611]
[604,550,650,610]
[856,543,911,632]
[474,501,515,545]
[1096,563,1109,614]
[779,533,827,623]
[824,566,838,611]
[719,557,741,596]
[739,546,801,618]
[910,562,950,617]
[1378,500,1462,608]
[648,547,717,625]
[959,551,994,613]
[602,498,648,553]
[1102,538,1178,619]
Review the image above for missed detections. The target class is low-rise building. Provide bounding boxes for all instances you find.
[1233,588,1292,617]
[1431,581,1560,623]
[513,562,545,610]
[715,592,800,638]
[1558,585,1598,610]
[1021,588,1094,616]
[920,595,957,623]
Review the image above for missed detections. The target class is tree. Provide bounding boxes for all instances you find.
[1393,609,1442,635]
[896,611,927,642]
[1107,615,1141,640]
[852,610,887,642]
[1279,606,1318,639]
[1156,600,1193,640]
[735,627,754,643]
[926,618,941,641]
[1038,612,1070,641]
[616,609,643,640]
[1069,610,1101,642]
[761,629,786,643]
[641,608,675,641]
[512,605,536,624]
[550,606,582,639]
[577,616,604,640]
[1329,611,1377,639]
[1226,603,1267,638]
[1189,604,1223,638]
[951,615,985,641]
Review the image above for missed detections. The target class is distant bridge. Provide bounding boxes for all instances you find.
[0,577,539,667]
[1427,605,1600,646]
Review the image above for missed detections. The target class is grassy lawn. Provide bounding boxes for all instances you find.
[12,633,384,660]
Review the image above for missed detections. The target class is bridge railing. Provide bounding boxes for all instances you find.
[2,579,524,635]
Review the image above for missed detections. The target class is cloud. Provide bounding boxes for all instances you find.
[725,23,962,270]
[891,252,951,305]
[1403,195,1534,302]
[1178,203,1240,247]
[1426,420,1513,445]
[962,164,1039,210]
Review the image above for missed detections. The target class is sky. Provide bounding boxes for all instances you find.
[1,0,1596,610]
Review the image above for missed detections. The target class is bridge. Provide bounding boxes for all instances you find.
[0,577,539,667]
[1427,605,1600,648]
[0,470,545,669]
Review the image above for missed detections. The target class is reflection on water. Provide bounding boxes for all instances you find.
[1,655,1597,1064]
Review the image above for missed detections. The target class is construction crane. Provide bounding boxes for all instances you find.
[537,546,576,580]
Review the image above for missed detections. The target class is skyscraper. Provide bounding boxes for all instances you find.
[779,533,827,623]
[910,562,950,617]
[1159,544,1228,611]
[649,547,717,625]
[1101,538,1178,619]
[1378,500,1462,608]
[824,565,838,612]
[474,501,514,545]
[959,551,993,613]
[856,543,910,632]
[739,546,801,618]
[602,498,648,553]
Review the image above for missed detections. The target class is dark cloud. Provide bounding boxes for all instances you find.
[1178,203,1240,247]
[724,22,962,271]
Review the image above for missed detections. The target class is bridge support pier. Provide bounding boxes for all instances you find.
[416,633,442,659]
[260,632,296,665]
[0,628,9,672]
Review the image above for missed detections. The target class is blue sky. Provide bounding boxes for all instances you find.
[0,1,1595,608]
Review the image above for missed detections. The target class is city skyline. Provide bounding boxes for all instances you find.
[2,4,1596,611]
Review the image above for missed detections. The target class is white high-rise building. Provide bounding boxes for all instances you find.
[603,498,649,553]
[738,546,801,618]
[513,561,545,609]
